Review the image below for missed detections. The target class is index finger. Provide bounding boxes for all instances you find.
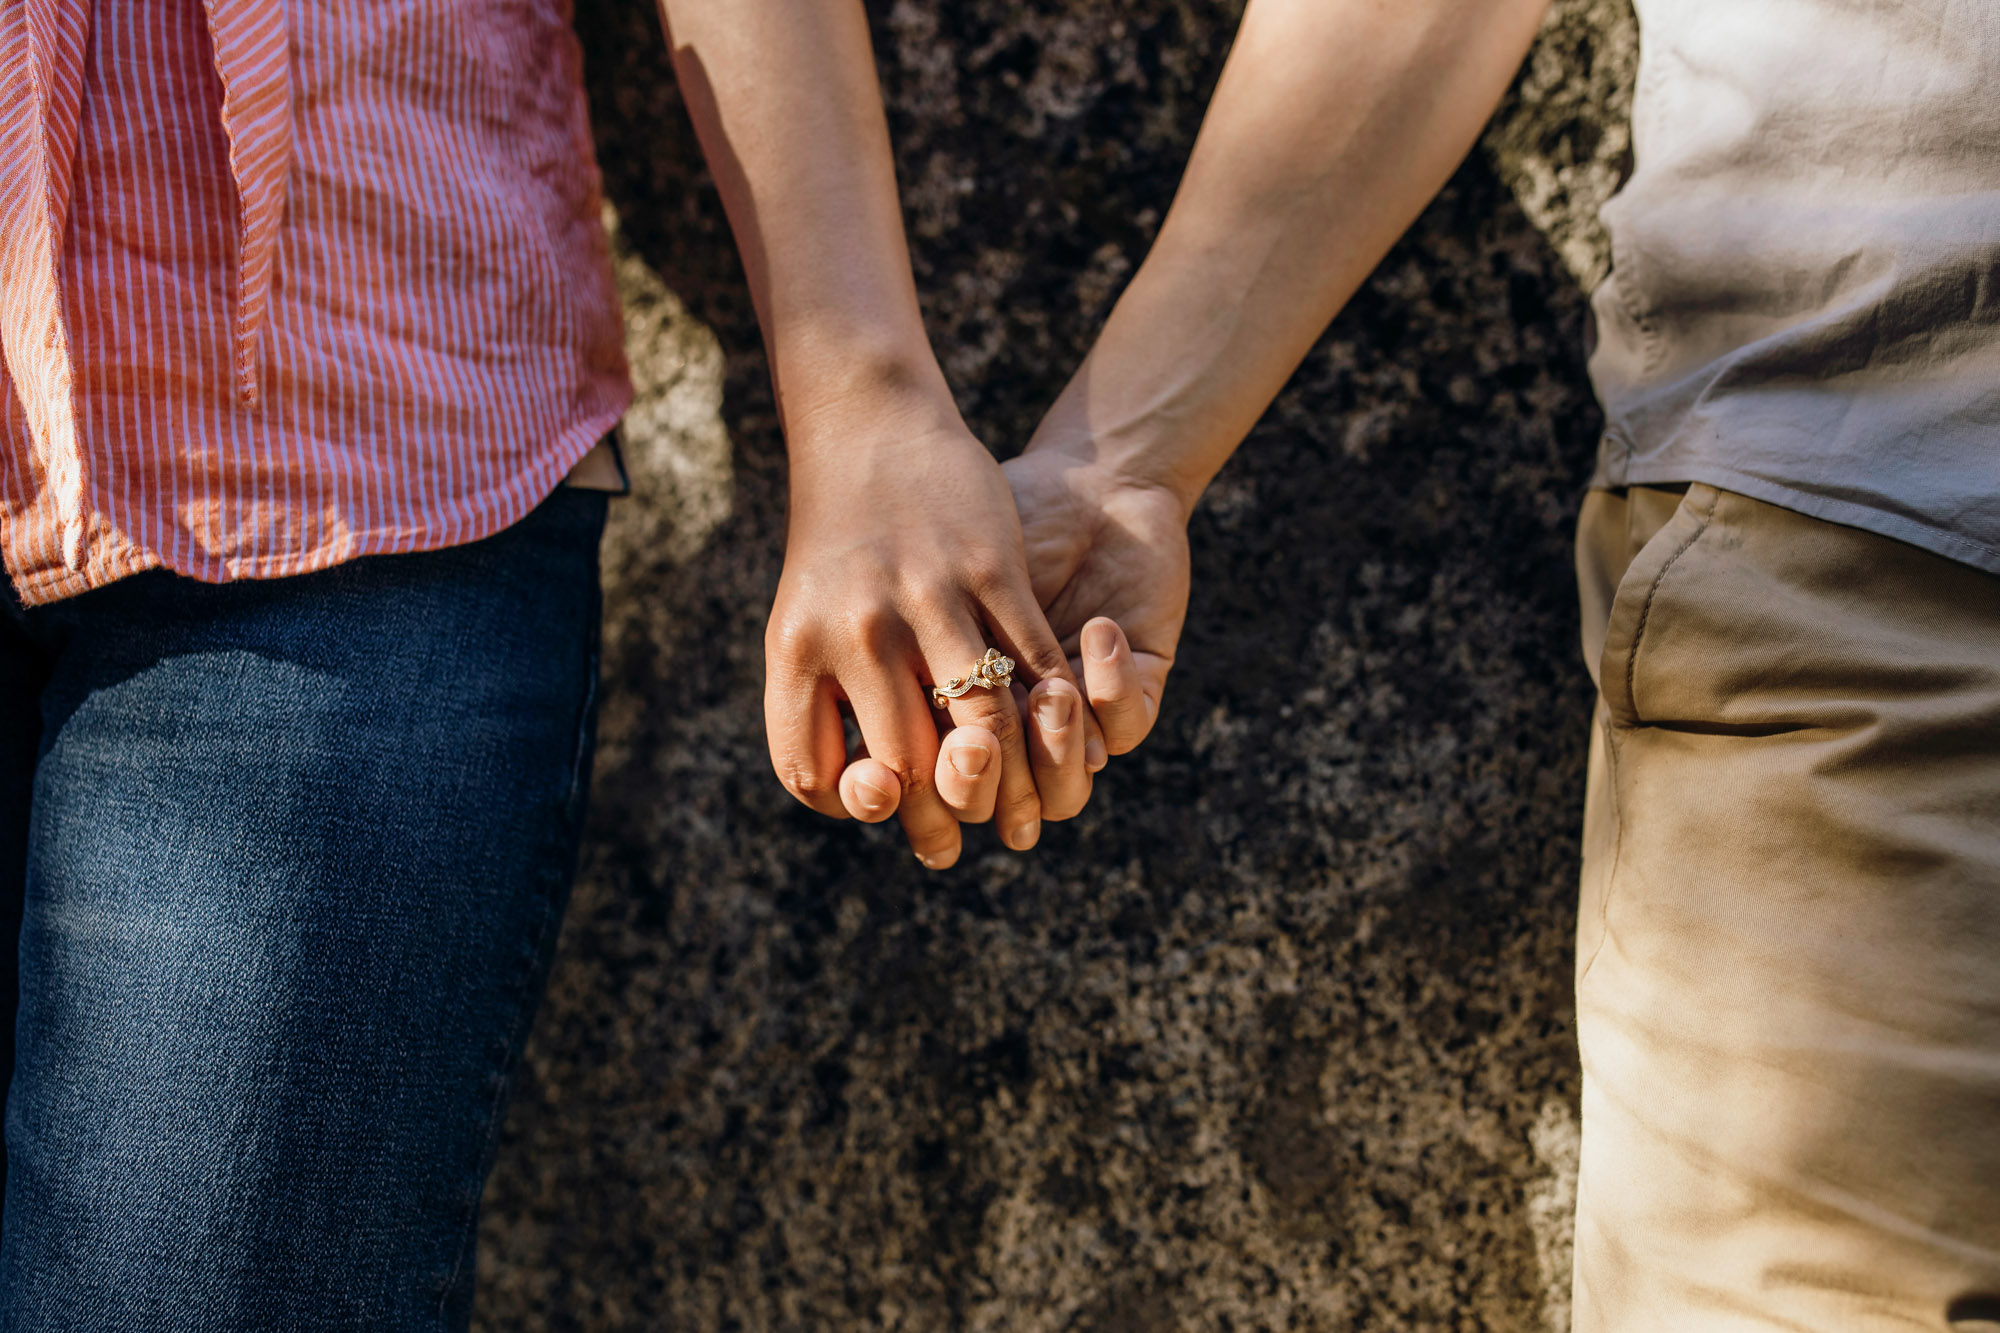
[764,670,851,819]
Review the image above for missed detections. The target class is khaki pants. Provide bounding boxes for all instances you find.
[1571,484,2000,1331]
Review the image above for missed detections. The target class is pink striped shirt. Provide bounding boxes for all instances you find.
[0,0,632,607]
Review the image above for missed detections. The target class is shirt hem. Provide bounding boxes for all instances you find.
[6,399,630,608]
[1590,458,2000,579]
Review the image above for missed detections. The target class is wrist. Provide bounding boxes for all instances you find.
[775,334,962,461]
[1022,409,1209,525]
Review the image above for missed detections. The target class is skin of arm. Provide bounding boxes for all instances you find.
[655,0,1105,868]
[1004,0,1555,752]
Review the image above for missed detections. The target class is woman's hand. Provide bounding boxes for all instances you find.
[765,389,1100,869]
[1002,445,1192,758]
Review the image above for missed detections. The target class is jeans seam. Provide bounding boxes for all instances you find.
[432,552,602,1327]
[431,835,563,1327]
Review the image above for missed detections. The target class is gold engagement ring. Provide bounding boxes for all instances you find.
[932,647,1016,709]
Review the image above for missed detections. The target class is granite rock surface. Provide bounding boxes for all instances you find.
[474,2,1637,1328]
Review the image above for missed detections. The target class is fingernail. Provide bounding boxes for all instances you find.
[916,851,942,870]
[1034,690,1074,733]
[949,744,991,778]
[1083,621,1118,662]
[1008,819,1040,850]
[855,779,895,812]
[1085,736,1107,770]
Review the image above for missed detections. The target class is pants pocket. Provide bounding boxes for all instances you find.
[1596,483,1719,729]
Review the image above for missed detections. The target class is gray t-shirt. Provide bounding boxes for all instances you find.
[1588,0,2000,574]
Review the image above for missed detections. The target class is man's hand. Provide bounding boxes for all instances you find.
[767,389,1100,869]
[986,0,1551,769]
[1002,445,1191,759]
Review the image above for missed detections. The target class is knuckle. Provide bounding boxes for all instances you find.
[1000,783,1042,823]
[961,552,1011,599]
[764,612,818,665]
[1093,679,1142,713]
[1108,693,1153,724]
[1103,723,1146,756]
[913,573,962,606]
[904,804,958,847]
[776,760,835,805]
[889,572,954,617]
[965,698,1021,746]
[1041,788,1087,822]
[844,598,906,649]
[895,761,937,803]
[1016,641,1071,684]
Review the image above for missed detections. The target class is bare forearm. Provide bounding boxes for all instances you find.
[655,0,954,446]
[658,1,1100,859]
[1029,0,1552,512]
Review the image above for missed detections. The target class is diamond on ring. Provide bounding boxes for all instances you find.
[932,647,1016,709]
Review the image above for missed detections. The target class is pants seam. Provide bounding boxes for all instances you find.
[1578,705,1623,991]
[1584,486,1716,990]
[431,515,603,1328]
[433,906,555,1328]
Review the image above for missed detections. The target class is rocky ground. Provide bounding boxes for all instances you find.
[474,2,1638,1328]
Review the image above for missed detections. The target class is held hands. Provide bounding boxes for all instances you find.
[691,0,1550,870]
[763,390,1107,869]
[1002,445,1191,762]
[764,385,1194,867]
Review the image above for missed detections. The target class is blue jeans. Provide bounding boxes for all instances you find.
[0,487,608,1331]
